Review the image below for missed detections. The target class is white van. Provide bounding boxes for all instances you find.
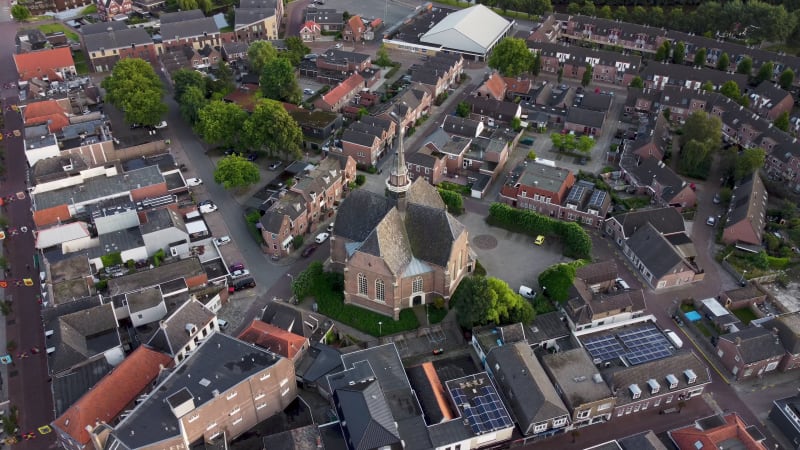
[217,319,229,331]
[664,329,683,348]
[615,277,630,290]
[518,285,536,299]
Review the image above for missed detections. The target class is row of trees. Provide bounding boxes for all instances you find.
[102,59,168,127]
[451,275,535,329]
[550,133,594,155]
[487,203,592,259]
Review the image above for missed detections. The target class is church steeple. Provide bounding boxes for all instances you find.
[386,115,411,211]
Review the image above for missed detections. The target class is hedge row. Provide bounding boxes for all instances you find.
[487,203,592,259]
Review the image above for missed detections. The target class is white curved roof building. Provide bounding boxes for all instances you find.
[419,4,512,57]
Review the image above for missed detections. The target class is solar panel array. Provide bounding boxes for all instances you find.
[450,384,513,435]
[583,325,674,366]
[588,190,607,209]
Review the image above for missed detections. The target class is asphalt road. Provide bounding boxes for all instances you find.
[0,19,57,449]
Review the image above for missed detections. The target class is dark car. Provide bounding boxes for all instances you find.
[246,153,258,162]
[229,277,256,292]
[301,244,318,257]
[229,262,245,272]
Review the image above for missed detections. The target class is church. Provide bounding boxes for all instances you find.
[329,122,474,319]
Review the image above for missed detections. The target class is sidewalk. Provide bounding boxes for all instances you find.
[0,241,8,414]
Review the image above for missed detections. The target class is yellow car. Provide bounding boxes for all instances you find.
[535,235,545,245]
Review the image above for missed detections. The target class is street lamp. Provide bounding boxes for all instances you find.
[287,273,294,284]
[378,321,383,337]
[740,270,747,286]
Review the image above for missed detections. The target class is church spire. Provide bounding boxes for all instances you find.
[386,115,411,211]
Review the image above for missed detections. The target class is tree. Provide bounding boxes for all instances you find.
[196,100,248,147]
[197,0,212,15]
[735,147,766,180]
[214,154,261,189]
[720,80,743,102]
[580,0,595,16]
[452,276,535,329]
[673,42,685,65]
[179,85,207,125]
[488,37,533,77]
[173,68,206,100]
[567,2,580,14]
[717,52,730,72]
[260,57,301,104]
[243,99,303,159]
[630,76,644,88]
[284,37,310,67]
[612,5,628,21]
[598,5,612,18]
[679,139,713,178]
[557,68,563,83]
[438,189,463,215]
[11,4,31,20]
[177,0,198,10]
[701,81,714,92]
[247,40,277,74]
[655,42,669,63]
[538,263,578,303]
[101,58,167,126]
[683,111,722,147]
[581,64,593,87]
[693,48,707,67]
[575,135,594,154]
[755,61,775,84]
[736,56,753,75]
[456,101,471,118]
[774,111,790,132]
[530,52,541,77]
[779,68,795,89]
[550,132,576,152]
[209,60,235,95]
[374,44,393,67]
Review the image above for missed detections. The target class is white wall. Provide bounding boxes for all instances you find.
[25,143,60,167]
[129,302,168,327]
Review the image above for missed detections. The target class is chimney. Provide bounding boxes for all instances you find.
[735,336,742,347]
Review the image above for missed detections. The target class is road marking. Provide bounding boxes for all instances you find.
[676,326,731,384]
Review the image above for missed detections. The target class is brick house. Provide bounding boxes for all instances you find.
[13,47,76,82]
[100,333,296,449]
[641,64,748,92]
[406,145,447,185]
[500,161,574,208]
[722,173,767,246]
[299,20,321,41]
[331,173,473,319]
[465,96,522,124]
[620,156,697,211]
[52,346,173,450]
[441,115,484,138]
[716,327,786,381]
[238,319,310,362]
[260,155,355,258]
[159,10,222,54]
[343,15,366,42]
[669,412,768,450]
[556,14,665,55]
[82,24,157,72]
[391,86,433,129]
[315,49,371,73]
[315,72,364,112]
[476,72,507,100]
[234,0,283,42]
[563,260,646,331]
[764,312,800,372]
[609,351,711,419]
[564,107,606,136]
[409,53,464,96]
[304,7,343,32]
[528,41,641,86]
[749,81,794,121]
[288,109,341,150]
[621,222,704,290]
[541,348,616,427]
[424,132,471,177]
[503,76,535,102]
[604,207,686,246]
[340,129,380,167]
[95,0,132,21]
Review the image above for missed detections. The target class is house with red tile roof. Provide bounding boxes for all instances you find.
[23,99,72,132]
[344,15,366,42]
[51,346,173,450]
[13,47,76,82]
[315,72,365,112]
[668,412,767,450]
[238,319,310,361]
[299,20,321,41]
[476,72,507,101]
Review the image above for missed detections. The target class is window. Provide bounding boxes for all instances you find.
[257,402,267,410]
[576,410,591,419]
[232,417,243,425]
[260,372,271,381]
[187,414,199,423]
[280,378,288,387]
[226,391,238,400]
[229,407,240,416]
[766,361,779,371]
[375,279,385,302]
[412,277,423,293]
[358,273,367,295]
[206,422,217,431]
[281,387,291,396]
[534,423,548,433]
[552,417,567,427]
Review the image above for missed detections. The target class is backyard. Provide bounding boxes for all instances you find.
[72,50,89,75]
[37,23,80,41]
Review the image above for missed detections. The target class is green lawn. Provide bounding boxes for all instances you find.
[38,23,80,41]
[732,308,758,325]
[695,322,713,337]
[81,4,97,15]
[72,50,89,75]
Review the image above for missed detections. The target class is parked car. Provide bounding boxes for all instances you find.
[229,262,245,272]
[246,153,258,162]
[303,88,314,95]
[198,199,214,206]
[615,278,630,290]
[301,244,318,257]
[229,277,256,292]
[199,203,218,214]
[231,269,251,279]
[534,235,545,245]
[712,193,721,204]
[315,232,330,243]
[706,216,716,226]
[214,236,231,246]
[327,222,335,232]
[269,161,282,170]
[217,319,229,330]
[154,121,168,129]
[186,177,203,187]
[518,285,536,299]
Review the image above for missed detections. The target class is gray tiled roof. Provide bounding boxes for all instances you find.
[486,342,569,431]
[81,20,127,35]
[84,27,153,52]
[542,348,613,407]
[52,357,113,416]
[342,129,379,147]
[234,7,277,27]
[126,286,164,314]
[147,298,214,357]
[624,222,685,280]
[334,190,395,242]
[610,206,685,239]
[566,106,605,128]
[608,351,711,406]
[726,173,766,232]
[578,92,613,112]
[160,9,205,23]
[441,115,480,137]
[332,376,401,450]
[359,208,412,275]
[406,177,445,209]
[641,64,748,90]
[720,326,786,363]
[44,297,120,374]
[140,208,186,235]
[161,16,219,41]
[405,203,463,267]
[765,312,800,354]
[625,157,687,203]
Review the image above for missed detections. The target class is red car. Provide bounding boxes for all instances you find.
[301,244,318,257]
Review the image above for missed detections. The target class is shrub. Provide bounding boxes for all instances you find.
[101,252,123,268]
[95,280,108,291]
[487,203,592,259]
[355,174,366,186]
[438,188,464,215]
[473,259,487,277]
[292,235,304,250]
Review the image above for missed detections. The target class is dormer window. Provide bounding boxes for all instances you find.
[647,379,660,394]
[629,384,641,400]
[666,374,679,389]
[684,369,697,384]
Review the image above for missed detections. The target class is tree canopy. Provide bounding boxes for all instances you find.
[247,41,277,74]
[11,4,31,20]
[581,64,593,87]
[734,147,766,180]
[178,85,207,125]
[283,37,311,66]
[260,57,302,104]
[693,48,707,67]
[242,99,303,159]
[755,62,775,84]
[488,37,533,77]
[779,68,795,90]
[101,58,167,126]
[452,276,535,329]
[374,44,393,67]
[774,111,790,132]
[736,56,753,75]
[173,68,206,100]
[673,41,686,65]
[630,76,644,88]
[214,154,261,189]
[538,262,580,303]
[196,100,248,148]
[679,111,722,179]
